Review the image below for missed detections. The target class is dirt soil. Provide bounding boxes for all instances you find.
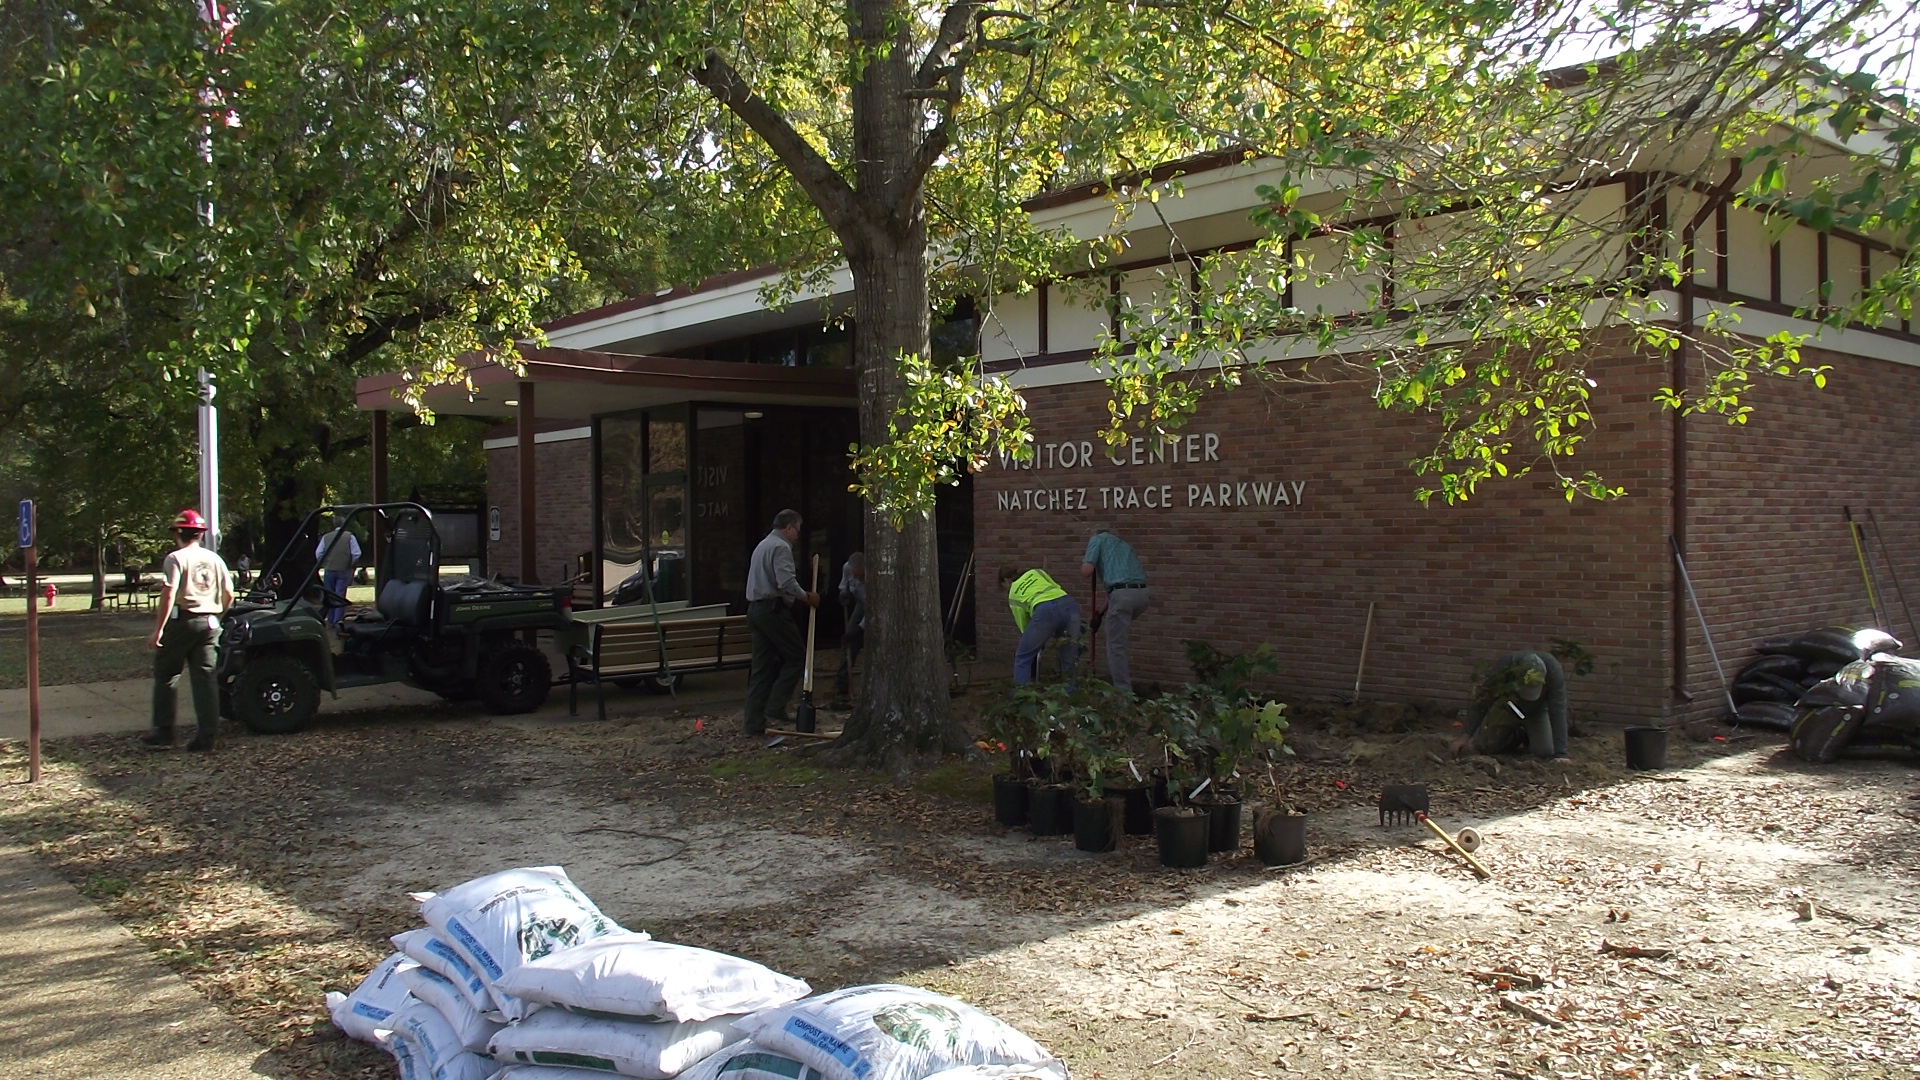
[1,699,1917,1080]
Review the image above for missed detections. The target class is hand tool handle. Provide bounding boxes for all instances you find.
[1418,812,1493,879]
[803,554,820,692]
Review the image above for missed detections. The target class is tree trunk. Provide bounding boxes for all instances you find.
[90,533,105,610]
[825,0,967,770]
[831,238,966,768]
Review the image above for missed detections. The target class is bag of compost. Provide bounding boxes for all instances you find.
[494,935,810,1024]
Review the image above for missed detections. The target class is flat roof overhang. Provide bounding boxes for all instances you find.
[354,345,857,419]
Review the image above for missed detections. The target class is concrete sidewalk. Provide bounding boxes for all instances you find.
[0,838,281,1078]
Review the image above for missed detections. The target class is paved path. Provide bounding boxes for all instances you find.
[0,838,282,1079]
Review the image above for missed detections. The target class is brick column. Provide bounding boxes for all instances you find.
[518,382,538,584]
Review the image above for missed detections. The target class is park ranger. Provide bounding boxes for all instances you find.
[1081,527,1150,694]
[144,509,234,752]
[1451,650,1572,762]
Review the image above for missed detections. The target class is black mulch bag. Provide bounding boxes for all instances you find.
[1789,628,1869,665]
[1863,656,1920,731]
[1853,628,1903,658]
[1806,659,1847,679]
[1754,635,1801,656]
[1791,705,1866,763]
[1732,701,1798,731]
[611,572,648,606]
[1796,661,1873,709]
[1732,678,1800,705]
[1738,654,1808,680]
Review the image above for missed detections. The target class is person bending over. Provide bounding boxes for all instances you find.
[1000,564,1080,685]
[1452,649,1571,762]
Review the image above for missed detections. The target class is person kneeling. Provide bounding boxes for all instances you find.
[1452,650,1572,763]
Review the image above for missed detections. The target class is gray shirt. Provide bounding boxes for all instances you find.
[746,530,805,603]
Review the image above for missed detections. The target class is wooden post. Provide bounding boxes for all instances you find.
[25,541,39,784]
[518,381,537,584]
[370,409,388,570]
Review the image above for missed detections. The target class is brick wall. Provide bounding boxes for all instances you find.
[1679,342,1920,720]
[486,437,594,586]
[975,344,1678,723]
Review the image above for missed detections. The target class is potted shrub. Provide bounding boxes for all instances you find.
[980,684,1052,828]
[1161,642,1290,855]
[1253,767,1307,866]
[1061,683,1133,853]
[1146,693,1212,868]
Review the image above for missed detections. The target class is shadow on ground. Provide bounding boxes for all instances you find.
[2,692,1915,1080]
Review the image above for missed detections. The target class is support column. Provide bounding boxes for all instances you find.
[518,381,537,584]
[370,409,388,571]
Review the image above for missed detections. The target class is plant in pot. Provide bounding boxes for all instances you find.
[1252,762,1308,867]
[1198,692,1290,853]
[1025,685,1082,837]
[1060,684,1133,853]
[1146,693,1212,868]
[1173,641,1289,854]
[980,684,1052,828]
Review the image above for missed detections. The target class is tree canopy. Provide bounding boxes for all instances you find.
[3,0,1916,753]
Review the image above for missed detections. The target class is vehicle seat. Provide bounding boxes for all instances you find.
[340,579,432,640]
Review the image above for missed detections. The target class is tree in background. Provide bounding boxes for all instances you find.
[2,0,1914,765]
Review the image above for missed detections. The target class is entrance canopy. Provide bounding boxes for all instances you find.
[353,345,857,418]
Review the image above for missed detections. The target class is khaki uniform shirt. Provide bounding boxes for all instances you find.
[163,545,233,616]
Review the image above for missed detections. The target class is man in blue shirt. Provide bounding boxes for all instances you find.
[1081,528,1150,694]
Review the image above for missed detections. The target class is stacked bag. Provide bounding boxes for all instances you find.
[329,866,1067,1080]
[1730,627,1903,730]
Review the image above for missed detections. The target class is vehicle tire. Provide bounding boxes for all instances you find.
[232,654,321,734]
[477,644,552,715]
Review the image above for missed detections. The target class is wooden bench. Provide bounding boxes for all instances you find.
[565,615,753,720]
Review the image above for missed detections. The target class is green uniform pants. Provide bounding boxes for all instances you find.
[152,614,220,737]
[744,599,804,734]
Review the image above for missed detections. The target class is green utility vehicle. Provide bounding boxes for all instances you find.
[217,502,573,733]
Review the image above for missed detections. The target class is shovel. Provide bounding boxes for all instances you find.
[795,553,821,734]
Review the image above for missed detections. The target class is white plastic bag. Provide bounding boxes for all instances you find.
[920,1066,1068,1080]
[415,866,628,1021]
[485,1067,621,1080]
[395,927,498,1018]
[678,1039,825,1080]
[486,1009,736,1078]
[731,985,1058,1080]
[382,1001,497,1080]
[398,960,505,1052]
[495,934,810,1023]
[325,952,415,1044]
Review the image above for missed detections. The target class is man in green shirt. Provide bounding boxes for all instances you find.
[999,564,1081,685]
[1081,528,1149,693]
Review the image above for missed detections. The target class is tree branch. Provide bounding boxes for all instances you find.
[692,50,864,236]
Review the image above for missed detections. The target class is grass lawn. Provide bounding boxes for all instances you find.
[0,585,379,689]
[0,609,155,689]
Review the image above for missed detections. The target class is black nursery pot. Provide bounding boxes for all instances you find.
[1028,783,1075,835]
[1114,785,1154,835]
[1152,806,1211,868]
[991,774,1030,827]
[1253,809,1307,866]
[1196,797,1243,853]
[1624,726,1669,770]
[1072,796,1123,853]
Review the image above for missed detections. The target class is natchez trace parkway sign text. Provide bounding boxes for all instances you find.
[992,431,1306,513]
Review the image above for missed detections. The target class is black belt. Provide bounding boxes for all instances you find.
[747,597,788,607]
[1108,583,1147,592]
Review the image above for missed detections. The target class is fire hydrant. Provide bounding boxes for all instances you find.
[42,582,56,607]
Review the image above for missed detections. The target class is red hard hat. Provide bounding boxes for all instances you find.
[171,509,208,531]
